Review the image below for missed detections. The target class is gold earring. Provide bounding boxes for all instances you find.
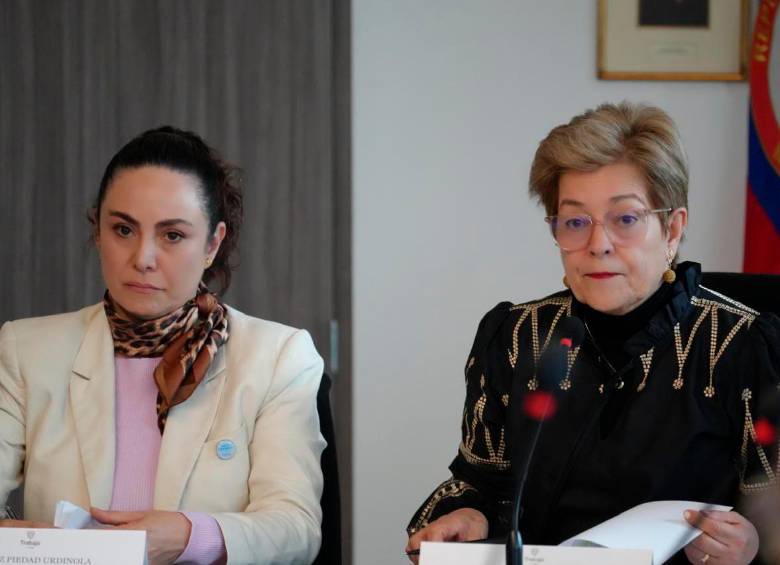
[563,275,570,288]
[662,250,676,284]
[205,257,212,268]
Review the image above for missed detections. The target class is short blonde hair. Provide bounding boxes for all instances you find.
[529,102,689,219]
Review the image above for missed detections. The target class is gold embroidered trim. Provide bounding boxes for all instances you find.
[637,347,654,391]
[698,286,760,316]
[408,478,478,534]
[465,356,475,376]
[509,308,532,369]
[509,296,571,312]
[460,375,510,470]
[506,296,581,391]
[559,345,581,391]
[739,388,778,493]
[459,441,511,470]
[673,299,754,397]
[672,308,709,391]
[706,309,750,398]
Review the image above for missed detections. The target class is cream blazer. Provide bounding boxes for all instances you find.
[0,303,326,565]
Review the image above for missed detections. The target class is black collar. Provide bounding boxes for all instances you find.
[570,261,701,358]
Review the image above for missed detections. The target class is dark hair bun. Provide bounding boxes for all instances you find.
[91,126,244,294]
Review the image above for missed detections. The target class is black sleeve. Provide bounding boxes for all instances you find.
[735,313,780,494]
[407,302,517,538]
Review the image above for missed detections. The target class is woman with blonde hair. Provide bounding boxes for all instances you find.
[407,102,779,564]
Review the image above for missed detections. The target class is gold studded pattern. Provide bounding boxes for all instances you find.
[672,308,709,390]
[407,478,478,534]
[698,287,760,317]
[672,298,754,397]
[559,345,581,391]
[637,347,654,392]
[465,356,475,376]
[460,374,510,470]
[739,388,778,493]
[507,296,582,391]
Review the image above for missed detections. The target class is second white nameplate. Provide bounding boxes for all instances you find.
[420,541,652,565]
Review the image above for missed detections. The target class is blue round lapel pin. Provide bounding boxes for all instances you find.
[216,439,236,460]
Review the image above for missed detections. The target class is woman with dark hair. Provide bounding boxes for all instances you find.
[0,127,325,565]
[406,103,780,564]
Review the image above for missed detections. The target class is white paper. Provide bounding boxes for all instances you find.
[0,527,147,564]
[420,541,652,565]
[561,500,732,564]
[53,499,101,529]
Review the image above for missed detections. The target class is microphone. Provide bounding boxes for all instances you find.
[506,316,584,565]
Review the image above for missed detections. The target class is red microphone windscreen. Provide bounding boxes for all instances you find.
[755,418,776,446]
[522,391,557,421]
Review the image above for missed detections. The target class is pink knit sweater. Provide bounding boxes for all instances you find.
[110,356,226,564]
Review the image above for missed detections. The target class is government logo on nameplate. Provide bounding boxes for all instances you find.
[0,528,147,565]
[420,541,652,565]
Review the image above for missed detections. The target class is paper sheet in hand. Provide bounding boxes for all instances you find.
[53,499,101,528]
[560,500,731,564]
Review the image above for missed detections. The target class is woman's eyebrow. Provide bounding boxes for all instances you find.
[609,193,645,204]
[107,210,192,228]
[559,193,645,210]
[156,218,194,228]
[107,210,139,226]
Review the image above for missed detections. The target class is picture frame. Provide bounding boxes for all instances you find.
[597,0,749,81]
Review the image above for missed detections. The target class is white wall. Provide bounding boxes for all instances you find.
[353,2,748,563]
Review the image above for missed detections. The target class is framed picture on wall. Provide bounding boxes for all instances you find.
[597,0,749,81]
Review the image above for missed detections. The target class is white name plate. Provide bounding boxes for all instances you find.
[420,541,652,565]
[0,528,147,565]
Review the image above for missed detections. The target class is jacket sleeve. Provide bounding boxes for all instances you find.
[212,329,326,565]
[735,313,780,495]
[407,302,517,539]
[0,321,26,507]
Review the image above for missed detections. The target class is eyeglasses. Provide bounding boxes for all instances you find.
[545,207,672,251]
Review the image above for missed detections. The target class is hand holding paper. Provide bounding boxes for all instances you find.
[53,499,100,528]
[561,500,732,564]
[682,509,759,565]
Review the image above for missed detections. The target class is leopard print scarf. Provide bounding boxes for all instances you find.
[103,284,229,433]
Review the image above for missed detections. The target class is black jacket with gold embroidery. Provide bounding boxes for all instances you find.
[408,262,780,552]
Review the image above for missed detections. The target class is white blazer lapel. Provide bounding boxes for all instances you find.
[70,308,116,511]
[153,347,227,510]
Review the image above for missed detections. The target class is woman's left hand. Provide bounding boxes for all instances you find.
[683,509,759,565]
[90,508,191,565]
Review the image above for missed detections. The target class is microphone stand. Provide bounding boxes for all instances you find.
[505,318,583,565]
[506,395,550,565]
